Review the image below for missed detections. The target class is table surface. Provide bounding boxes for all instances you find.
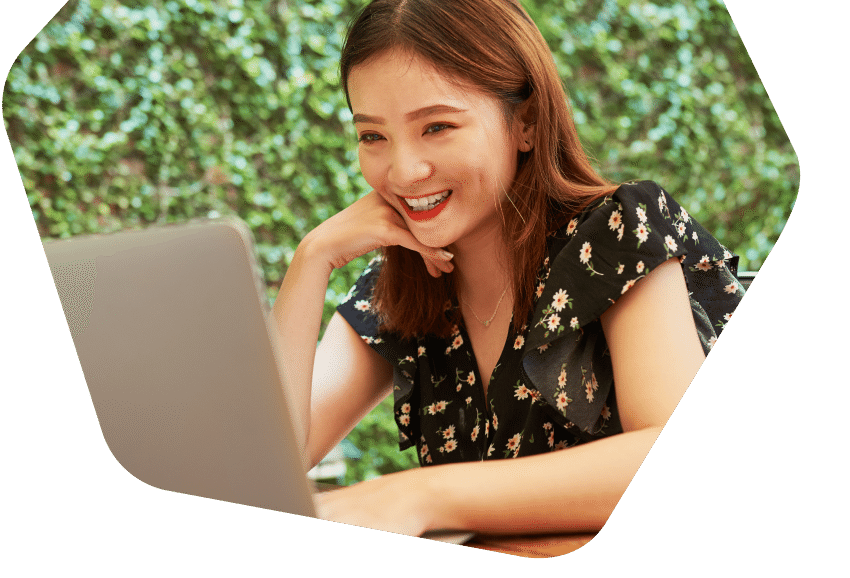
[464,532,597,558]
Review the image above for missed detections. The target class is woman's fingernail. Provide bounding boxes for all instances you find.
[439,250,454,260]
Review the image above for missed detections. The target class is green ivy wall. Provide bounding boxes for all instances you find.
[3,0,798,483]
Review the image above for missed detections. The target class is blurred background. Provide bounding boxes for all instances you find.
[3,0,798,484]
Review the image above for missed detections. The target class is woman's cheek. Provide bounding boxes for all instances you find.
[357,151,382,189]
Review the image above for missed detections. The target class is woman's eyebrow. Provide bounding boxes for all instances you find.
[352,104,468,125]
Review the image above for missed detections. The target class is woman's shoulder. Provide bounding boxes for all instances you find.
[556,180,684,239]
[532,179,741,339]
[550,179,732,269]
[336,255,388,342]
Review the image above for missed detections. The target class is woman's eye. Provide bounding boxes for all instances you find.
[424,123,452,135]
[358,133,383,143]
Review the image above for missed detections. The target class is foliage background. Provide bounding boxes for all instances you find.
[3,0,798,483]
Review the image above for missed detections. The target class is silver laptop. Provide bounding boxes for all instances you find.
[42,217,474,543]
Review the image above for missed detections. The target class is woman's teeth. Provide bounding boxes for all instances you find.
[405,190,452,211]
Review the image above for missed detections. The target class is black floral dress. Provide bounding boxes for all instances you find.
[337,181,744,466]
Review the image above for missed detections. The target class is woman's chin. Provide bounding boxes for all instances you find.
[406,223,456,251]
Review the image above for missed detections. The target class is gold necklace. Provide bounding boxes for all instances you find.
[461,285,509,327]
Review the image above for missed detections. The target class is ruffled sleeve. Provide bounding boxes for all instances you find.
[521,180,744,434]
[335,257,420,450]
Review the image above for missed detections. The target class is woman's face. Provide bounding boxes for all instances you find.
[347,51,529,251]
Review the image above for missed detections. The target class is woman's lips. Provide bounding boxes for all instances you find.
[399,190,453,222]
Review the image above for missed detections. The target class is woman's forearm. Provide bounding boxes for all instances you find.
[418,426,664,534]
[270,230,334,456]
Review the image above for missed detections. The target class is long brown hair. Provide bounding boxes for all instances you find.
[340,0,618,339]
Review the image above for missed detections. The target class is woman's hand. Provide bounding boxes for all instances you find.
[314,469,436,537]
[306,189,454,278]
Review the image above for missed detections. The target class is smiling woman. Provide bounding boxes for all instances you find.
[271,0,744,538]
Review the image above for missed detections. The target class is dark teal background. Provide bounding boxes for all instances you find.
[0,0,850,576]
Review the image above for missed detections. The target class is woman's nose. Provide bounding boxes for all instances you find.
[387,144,433,189]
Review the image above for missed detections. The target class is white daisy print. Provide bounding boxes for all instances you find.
[601,404,611,420]
[466,396,472,405]
[558,369,567,387]
[466,372,476,385]
[570,316,579,329]
[676,222,687,237]
[417,345,426,357]
[635,223,649,243]
[443,425,455,439]
[547,314,561,332]
[617,263,625,274]
[724,312,733,321]
[452,335,463,349]
[692,231,699,241]
[554,440,568,450]
[506,434,522,451]
[664,235,678,252]
[535,282,545,299]
[636,206,647,223]
[621,279,637,294]
[513,335,525,350]
[708,335,717,349]
[696,255,712,271]
[556,390,572,411]
[401,403,411,414]
[514,384,530,400]
[608,210,622,231]
[551,289,570,311]
[724,282,739,294]
[680,208,690,222]
[579,242,592,264]
[354,300,371,312]
[444,439,458,453]
[487,444,495,457]
[636,260,645,273]
[618,224,625,241]
[566,218,579,235]
[399,414,410,426]
[537,343,549,353]
[548,430,555,448]
[471,425,479,442]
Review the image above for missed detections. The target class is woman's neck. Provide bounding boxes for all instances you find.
[449,227,513,313]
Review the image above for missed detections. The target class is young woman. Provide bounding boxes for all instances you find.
[272,0,743,537]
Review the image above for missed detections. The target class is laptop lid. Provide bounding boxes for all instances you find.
[43,218,316,518]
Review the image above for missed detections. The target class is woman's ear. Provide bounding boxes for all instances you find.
[515,97,537,152]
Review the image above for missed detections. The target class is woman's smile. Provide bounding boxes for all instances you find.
[398,189,453,220]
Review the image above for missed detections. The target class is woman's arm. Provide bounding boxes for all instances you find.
[316,257,705,535]
[271,190,454,468]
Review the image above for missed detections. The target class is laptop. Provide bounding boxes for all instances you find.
[43,217,474,543]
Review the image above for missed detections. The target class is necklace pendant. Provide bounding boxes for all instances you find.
[484,320,490,327]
